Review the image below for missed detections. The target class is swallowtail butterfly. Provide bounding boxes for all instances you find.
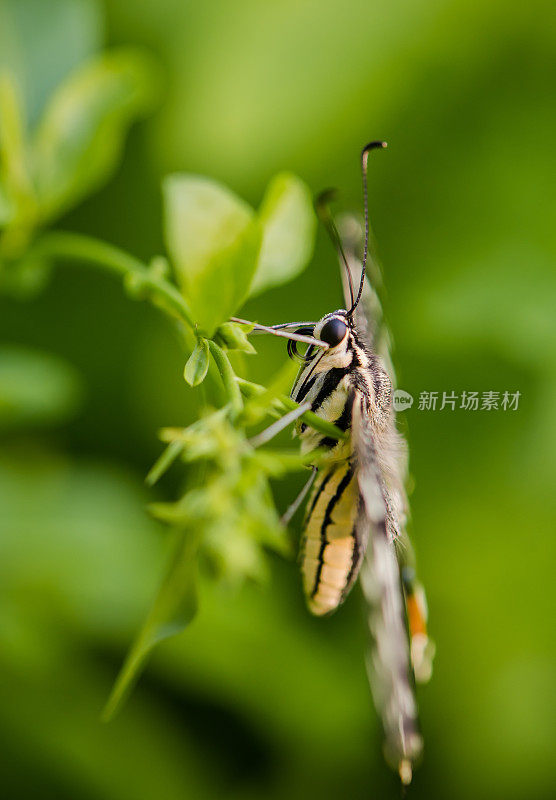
[235,142,433,783]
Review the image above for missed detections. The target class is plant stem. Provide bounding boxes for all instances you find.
[207,339,243,417]
[34,230,195,329]
[236,377,347,440]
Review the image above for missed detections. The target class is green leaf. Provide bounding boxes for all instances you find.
[102,528,198,721]
[251,449,316,475]
[205,523,270,585]
[0,73,37,233]
[163,174,262,335]
[0,74,27,195]
[183,338,210,386]
[207,339,244,416]
[0,0,102,126]
[249,172,317,297]
[32,48,158,223]
[214,321,256,353]
[239,359,299,423]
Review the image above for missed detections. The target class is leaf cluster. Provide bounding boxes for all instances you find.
[0,15,330,720]
[0,42,157,291]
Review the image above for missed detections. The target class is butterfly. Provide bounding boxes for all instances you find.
[234,142,433,783]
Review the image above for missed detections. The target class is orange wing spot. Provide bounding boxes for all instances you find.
[406,587,434,683]
[406,592,427,638]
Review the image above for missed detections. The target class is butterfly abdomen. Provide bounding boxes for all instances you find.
[300,461,361,615]
[290,318,396,615]
[292,344,367,614]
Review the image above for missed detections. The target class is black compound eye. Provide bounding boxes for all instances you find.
[320,317,348,347]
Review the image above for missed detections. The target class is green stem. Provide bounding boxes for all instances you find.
[236,377,347,440]
[34,230,195,329]
[207,339,243,418]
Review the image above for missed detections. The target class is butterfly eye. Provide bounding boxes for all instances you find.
[320,318,348,347]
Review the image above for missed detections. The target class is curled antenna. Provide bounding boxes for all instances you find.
[315,189,355,309]
[346,140,387,317]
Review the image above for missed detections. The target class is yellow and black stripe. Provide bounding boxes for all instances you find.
[291,311,388,614]
[300,462,359,614]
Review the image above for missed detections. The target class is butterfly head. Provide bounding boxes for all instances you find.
[315,312,350,348]
[287,310,353,369]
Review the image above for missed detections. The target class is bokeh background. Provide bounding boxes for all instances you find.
[1,0,555,798]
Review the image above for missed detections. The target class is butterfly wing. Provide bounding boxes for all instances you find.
[342,219,434,683]
[352,394,422,780]
[339,218,431,780]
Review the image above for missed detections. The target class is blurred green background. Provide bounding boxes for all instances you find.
[1,0,555,798]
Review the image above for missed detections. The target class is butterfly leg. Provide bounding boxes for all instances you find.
[248,402,310,448]
[280,466,318,526]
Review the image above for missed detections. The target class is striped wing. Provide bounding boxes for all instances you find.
[342,221,433,678]
[352,394,422,778]
[339,218,428,777]
[344,237,411,546]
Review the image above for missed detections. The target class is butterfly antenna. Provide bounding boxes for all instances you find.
[347,140,387,316]
[315,189,355,309]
